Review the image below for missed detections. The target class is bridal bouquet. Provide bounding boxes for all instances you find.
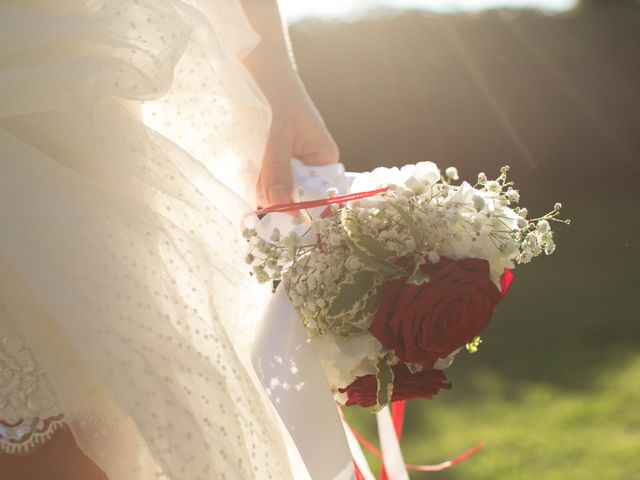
[245,162,567,410]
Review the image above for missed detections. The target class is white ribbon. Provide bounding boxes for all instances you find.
[251,160,363,480]
[376,407,410,480]
[252,284,354,480]
[341,416,376,480]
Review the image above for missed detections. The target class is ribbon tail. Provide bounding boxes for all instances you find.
[345,403,483,477]
[391,400,406,438]
[251,285,354,480]
[377,406,410,480]
[341,412,376,480]
[406,444,484,472]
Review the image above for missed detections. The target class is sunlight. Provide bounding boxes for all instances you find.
[279,0,578,22]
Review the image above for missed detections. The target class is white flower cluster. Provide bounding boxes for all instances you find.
[243,162,568,401]
[435,166,569,283]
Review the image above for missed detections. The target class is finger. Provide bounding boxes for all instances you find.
[256,169,267,208]
[260,134,293,207]
[297,133,340,167]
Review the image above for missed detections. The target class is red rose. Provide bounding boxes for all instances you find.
[339,364,451,408]
[368,257,511,367]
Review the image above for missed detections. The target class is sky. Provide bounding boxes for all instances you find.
[278,0,578,22]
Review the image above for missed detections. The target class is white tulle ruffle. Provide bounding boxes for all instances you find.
[0,1,293,479]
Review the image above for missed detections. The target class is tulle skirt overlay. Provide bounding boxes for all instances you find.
[0,1,292,479]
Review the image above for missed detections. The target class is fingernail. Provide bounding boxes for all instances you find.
[268,184,289,205]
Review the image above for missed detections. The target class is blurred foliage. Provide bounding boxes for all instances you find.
[578,0,640,8]
[290,2,640,477]
[290,4,640,195]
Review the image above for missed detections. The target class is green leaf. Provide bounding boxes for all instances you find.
[335,322,366,336]
[361,288,382,317]
[406,363,424,374]
[388,203,424,247]
[332,288,382,335]
[407,269,430,285]
[326,270,376,317]
[375,352,395,410]
[352,233,396,260]
[345,237,403,278]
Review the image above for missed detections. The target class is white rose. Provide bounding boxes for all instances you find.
[311,332,382,389]
[349,162,441,193]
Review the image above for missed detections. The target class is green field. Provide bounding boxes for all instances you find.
[344,192,640,479]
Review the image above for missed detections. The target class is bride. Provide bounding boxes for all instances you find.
[0,0,338,478]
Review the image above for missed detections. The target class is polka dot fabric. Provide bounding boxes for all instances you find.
[0,1,292,479]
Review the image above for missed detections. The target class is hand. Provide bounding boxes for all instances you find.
[254,67,339,208]
[240,0,339,208]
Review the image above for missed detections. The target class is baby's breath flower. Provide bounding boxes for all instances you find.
[310,219,324,233]
[283,233,301,248]
[253,266,270,284]
[256,239,270,254]
[295,282,307,296]
[506,189,520,203]
[472,194,486,211]
[307,275,317,291]
[477,172,488,184]
[405,176,426,194]
[265,259,279,270]
[427,251,440,263]
[485,180,501,193]
[290,292,303,307]
[445,166,459,181]
[346,255,362,271]
[328,233,342,247]
[248,235,260,246]
[516,250,533,264]
[545,240,556,255]
[536,220,550,233]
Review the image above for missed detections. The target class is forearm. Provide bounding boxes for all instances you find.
[240,0,297,76]
[239,0,339,207]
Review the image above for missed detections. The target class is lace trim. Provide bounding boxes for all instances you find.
[0,296,65,454]
[0,414,66,454]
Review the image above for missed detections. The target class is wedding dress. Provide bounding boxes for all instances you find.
[0,1,294,478]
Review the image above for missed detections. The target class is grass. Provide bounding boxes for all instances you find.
[343,191,640,479]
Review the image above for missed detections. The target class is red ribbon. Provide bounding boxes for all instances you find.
[255,187,389,216]
[347,400,483,477]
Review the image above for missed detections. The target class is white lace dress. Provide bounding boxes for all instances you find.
[0,1,293,478]
[0,297,64,454]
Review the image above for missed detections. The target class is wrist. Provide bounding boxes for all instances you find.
[245,54,307,107]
